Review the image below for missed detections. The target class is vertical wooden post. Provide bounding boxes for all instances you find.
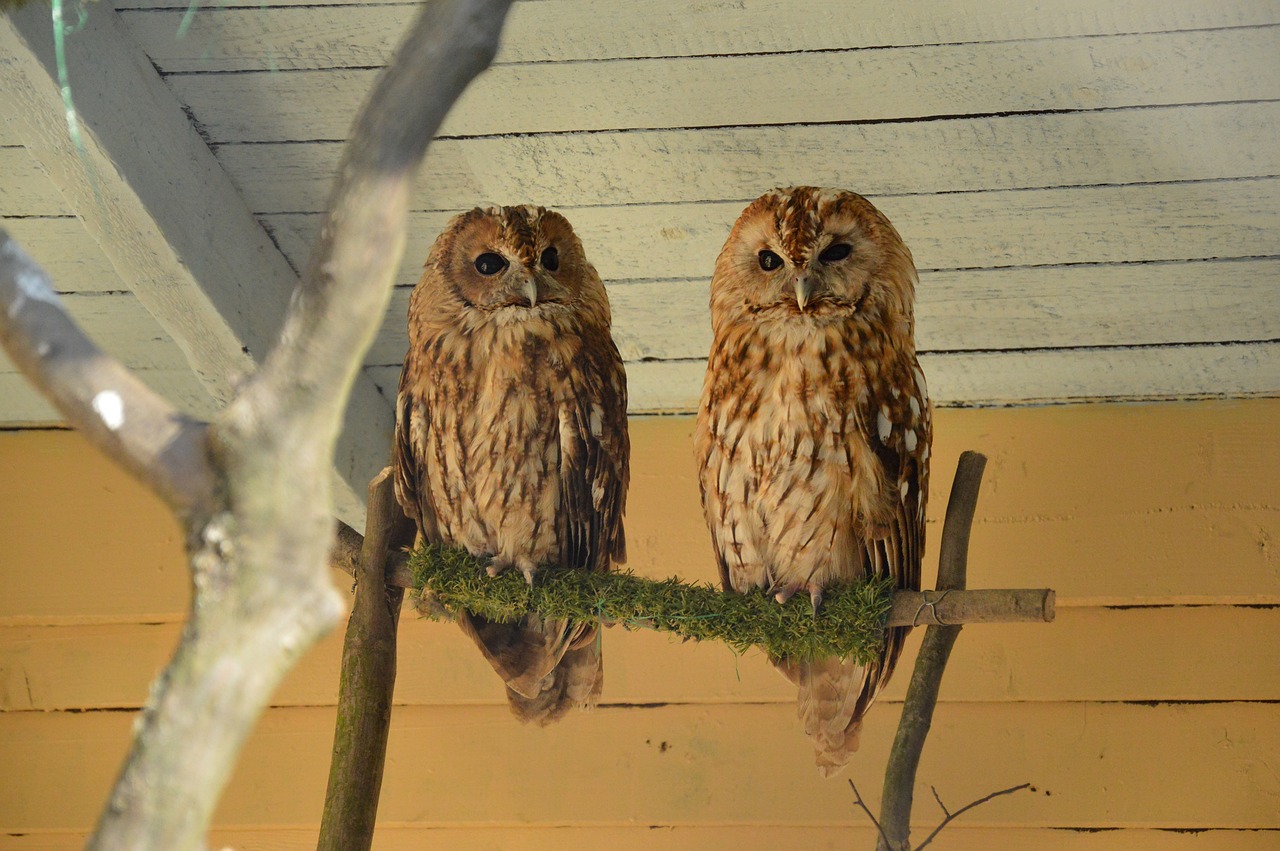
[876,451,987,851]
[318,468,414,851]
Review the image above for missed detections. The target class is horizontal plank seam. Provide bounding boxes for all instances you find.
[192,98,1280,144]
[377,256,1280,288]
[359,338,1280,372]
[208,98,1280,151]
[9,823,1276,835]
[247,173,1280,217]
[153,21,1280,74]
[5,696,1274,711]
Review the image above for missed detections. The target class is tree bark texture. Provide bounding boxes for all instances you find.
[877,451,988,851]
[318,468,415,851]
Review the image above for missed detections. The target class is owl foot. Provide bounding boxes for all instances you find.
[773,582,825,612]
[414,590,457,621]
[485,556,538,587]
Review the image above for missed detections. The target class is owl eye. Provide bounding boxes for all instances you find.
[474,252,507,276]
[540,246,560,272]
[819,243,852,263]
[758,249,784,271]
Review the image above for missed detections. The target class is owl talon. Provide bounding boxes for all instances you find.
[520,565,537,587]
[484,557,508,578]
[809,587,823,612]
[774,586,798,605]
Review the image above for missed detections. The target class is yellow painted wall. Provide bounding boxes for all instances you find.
[1,400,1278,848]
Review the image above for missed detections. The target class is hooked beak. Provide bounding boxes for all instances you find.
[522,277,538,308]
[794,275,815,312]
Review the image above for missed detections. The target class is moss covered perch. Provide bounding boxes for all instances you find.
[410,544,897,662]
[330,527,1054,662]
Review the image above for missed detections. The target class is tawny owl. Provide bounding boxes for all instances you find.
[694,187,931,776]
[394,205,629,725]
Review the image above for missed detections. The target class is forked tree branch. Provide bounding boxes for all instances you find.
[876,451,986,851]
[1,1,513,848]
[915,783,1032,849]
[0,233,213,515]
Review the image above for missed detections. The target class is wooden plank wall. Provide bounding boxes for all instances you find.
[2,401,1278,848]
[4,0,1278,422]
[113,0,1279,411]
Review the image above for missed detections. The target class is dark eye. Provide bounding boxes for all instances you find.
[758,249,784,271]
[474,252,507,276]
[819,243,852,263]
[540,246,560,272]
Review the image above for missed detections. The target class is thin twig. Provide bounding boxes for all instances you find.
[847,779,893,849]
[929,785,949,818]
[914,783,1032,850]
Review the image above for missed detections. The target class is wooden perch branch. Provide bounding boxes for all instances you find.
[1,1,514,849]
[327,454,1051,666]
[331,531,1054,630]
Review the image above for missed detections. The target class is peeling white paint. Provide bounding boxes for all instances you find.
[92,390,125,431]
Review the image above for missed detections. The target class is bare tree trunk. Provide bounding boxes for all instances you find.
[318,468,414,851]
[876,451,987,851]
[0,1,514,847]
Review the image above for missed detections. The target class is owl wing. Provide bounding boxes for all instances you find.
[556,328,629,573]
[392,353,439,542]
[856,353,931,695]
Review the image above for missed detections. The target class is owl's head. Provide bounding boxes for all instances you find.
[709,187,917,335]
[415,205,609,328]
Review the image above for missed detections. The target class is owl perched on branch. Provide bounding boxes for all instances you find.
[695,187,931,776]
[394,205,629,725]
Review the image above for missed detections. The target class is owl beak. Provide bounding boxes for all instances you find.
[522,277,538,308]
[794,275,815,312]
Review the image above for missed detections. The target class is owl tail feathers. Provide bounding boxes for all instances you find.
[457,612,602,726]
[506,639,603,726]
[774,656,869,778]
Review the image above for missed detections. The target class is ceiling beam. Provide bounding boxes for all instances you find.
[0,0,393,526]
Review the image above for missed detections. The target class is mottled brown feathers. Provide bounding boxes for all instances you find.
[394,205,628,725]
[695,187,932,775]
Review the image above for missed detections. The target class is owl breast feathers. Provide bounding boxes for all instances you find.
[394,204,629,725]
[694,186,932,776]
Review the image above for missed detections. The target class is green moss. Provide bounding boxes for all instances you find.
[408,542,894,663]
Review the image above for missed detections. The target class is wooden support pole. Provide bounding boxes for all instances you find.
[317,469,415,851]
[876,450,987,851]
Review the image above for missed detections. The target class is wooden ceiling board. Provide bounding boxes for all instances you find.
[165,27,1280,142]
[0,147,71,216]
[213,101,1280,214]
[0,217,129,293]
[267,178,1280,289]
[122,0,1280,71]
[2,2,1276,418]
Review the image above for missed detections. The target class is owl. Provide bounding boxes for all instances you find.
[394,205,629,725]
[694,187,931,776]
